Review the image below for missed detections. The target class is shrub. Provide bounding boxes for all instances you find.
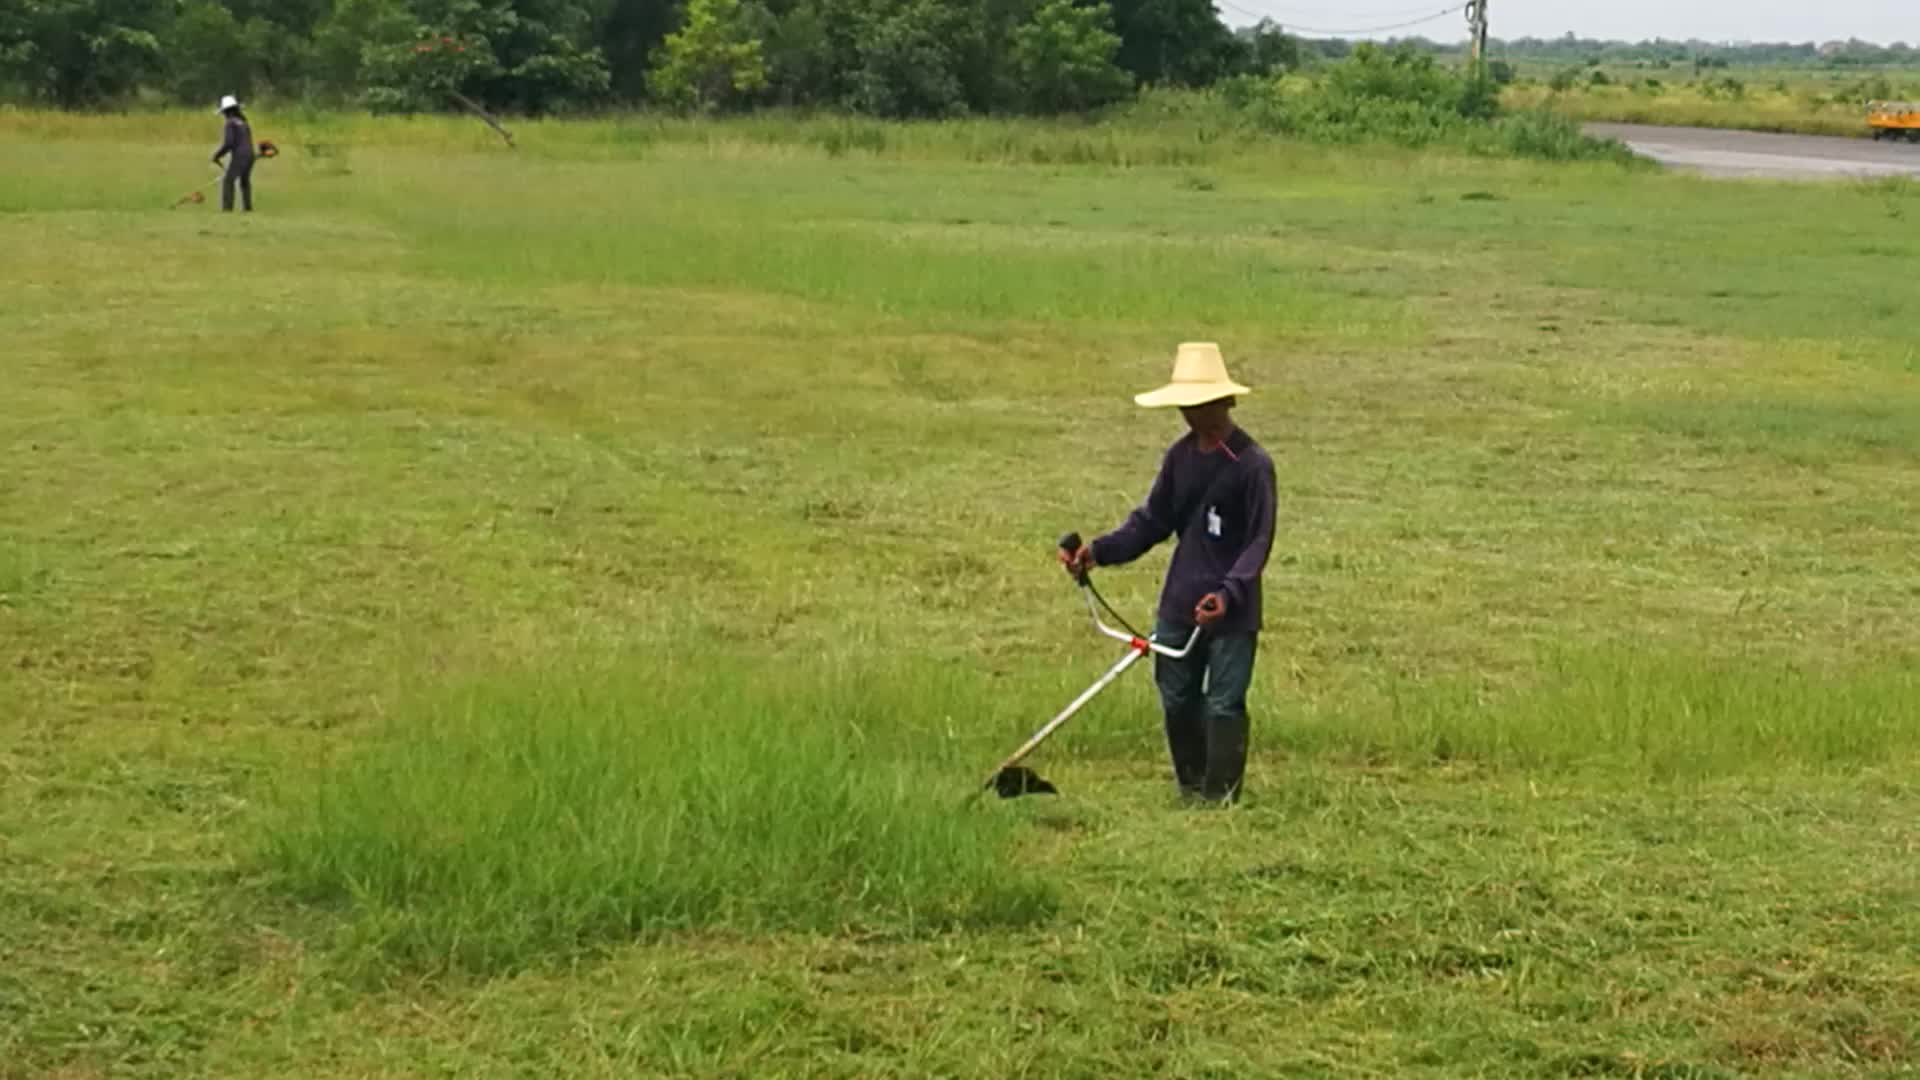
[1217,45,1624,162]
[1478,108,1637,164]
[1700,75,1746,101]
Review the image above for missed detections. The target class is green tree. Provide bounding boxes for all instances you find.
[1009,0,1129,113]
[363,28,496,111]
[0,0,170,106]
[311,0,418,97]
[163,0,257,103]
[1238,18,1298,76]
[1106,0,1237,87]
[840,0,974,117]
[359,1,611,113]
[754,0,835,106]
[223,0,331,37]
[648,0,767,110]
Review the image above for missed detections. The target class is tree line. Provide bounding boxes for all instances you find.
[0,0,1318,115]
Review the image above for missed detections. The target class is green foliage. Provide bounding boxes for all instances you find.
[352,1,609,113]
[1478,107,1637,164]
[494,24,609,110]
[647,0,767,113]
[437,0,611,113]
[310,0,416,97]
[1009,0,1130,114]
[0,0,170,106]
[839,0,976,118]
[262,662,1055,975]
[1232,18,1299,77]
[162,0,255,103]
[1321,43,1491,117]
[1216,44,1579,157]
[1837,74,1898,103]
[755,0,834,106]
[362,29,494,112]
[1107,0,1237,87]
[1700,74,1746,101]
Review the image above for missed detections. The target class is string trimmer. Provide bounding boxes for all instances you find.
[171,140,279,208]
[975,532,1200,800]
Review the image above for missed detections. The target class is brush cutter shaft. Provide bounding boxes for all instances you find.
[981,582,1199,782]
[987,646,1146,777]
[970,541,1206,798]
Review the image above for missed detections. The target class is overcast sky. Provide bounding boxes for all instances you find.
[1216,1,1913,46]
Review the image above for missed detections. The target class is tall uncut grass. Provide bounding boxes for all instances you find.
[262,659,1056,976]
[1327,650,1920,776]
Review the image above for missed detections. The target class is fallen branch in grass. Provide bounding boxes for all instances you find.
[450,90,516,149]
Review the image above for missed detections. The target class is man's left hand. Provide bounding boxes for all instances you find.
[1195,592,1227,627]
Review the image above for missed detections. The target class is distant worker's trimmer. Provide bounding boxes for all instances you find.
[976,533,1200,800]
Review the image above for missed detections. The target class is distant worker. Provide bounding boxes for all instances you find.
[1061,343,1278,804]
[212,95,255,213]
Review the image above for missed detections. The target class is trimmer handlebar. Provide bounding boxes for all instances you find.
[1058,530,1198,660]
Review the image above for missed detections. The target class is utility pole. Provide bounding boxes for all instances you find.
[1467,0,1490,77]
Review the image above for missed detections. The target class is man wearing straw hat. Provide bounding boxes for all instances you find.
[1061,343,1277,804]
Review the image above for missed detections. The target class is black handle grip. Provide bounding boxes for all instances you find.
[1058,532,1090,586]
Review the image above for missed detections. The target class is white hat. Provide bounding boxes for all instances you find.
[1133,343,1251,408]
[217,95,241,113]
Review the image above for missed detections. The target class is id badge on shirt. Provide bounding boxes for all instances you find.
[1206,506,1223,538]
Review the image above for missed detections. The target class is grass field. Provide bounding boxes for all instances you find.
[4,108,1920,1077]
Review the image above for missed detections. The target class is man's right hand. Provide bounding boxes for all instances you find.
[1059,542,1095,577]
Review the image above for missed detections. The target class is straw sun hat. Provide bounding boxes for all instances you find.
[1133,343,1251,408]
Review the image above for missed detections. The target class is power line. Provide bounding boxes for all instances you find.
[1215,2,1472,37]
[1238,1,1473,22]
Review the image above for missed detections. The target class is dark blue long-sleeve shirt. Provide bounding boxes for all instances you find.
[214,115,254,168]
[1089,427,1277,636]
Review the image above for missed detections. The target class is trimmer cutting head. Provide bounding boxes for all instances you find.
[987,766,1059,799]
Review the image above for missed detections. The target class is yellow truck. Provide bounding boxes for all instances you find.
[1868,101,1920,142]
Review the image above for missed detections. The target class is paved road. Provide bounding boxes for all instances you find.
[1586,122,1920,180]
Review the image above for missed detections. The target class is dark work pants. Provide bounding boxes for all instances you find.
[222,160,254,212]
[1153,617,1257,803]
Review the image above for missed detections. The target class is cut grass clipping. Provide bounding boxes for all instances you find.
[262,661,1055,975]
